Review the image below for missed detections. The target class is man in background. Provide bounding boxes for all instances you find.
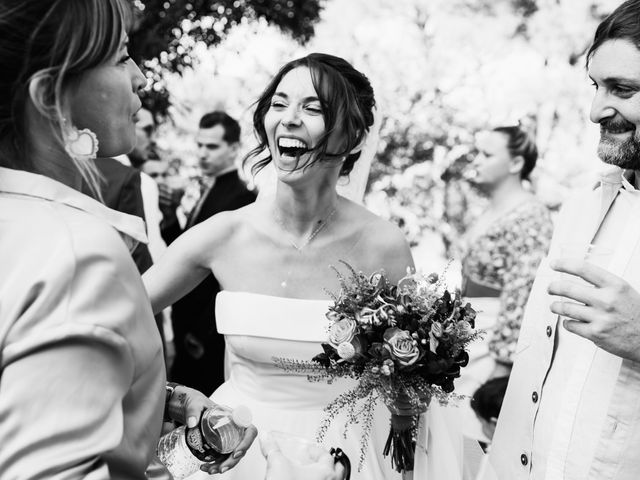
[122,108,167,263]
[163,111,256,395]
[486,2,640,478]
[99,108,168,353]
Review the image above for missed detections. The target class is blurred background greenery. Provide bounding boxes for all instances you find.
[130,0,623,267]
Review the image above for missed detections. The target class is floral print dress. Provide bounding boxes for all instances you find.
[462,200,553,363]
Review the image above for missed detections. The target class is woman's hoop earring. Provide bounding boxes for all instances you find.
[63,120,99,161]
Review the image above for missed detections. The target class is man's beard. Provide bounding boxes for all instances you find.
[598,118,640,170]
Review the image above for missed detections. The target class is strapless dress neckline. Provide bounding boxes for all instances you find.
[215,290,333,342]
[185,289,405,480]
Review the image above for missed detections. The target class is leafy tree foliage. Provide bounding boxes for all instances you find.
[129,0,323,114]
[150,0,623,258]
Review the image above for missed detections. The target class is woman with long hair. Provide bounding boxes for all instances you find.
[144,53,443,479]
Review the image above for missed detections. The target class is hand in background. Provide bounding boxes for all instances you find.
[157,183,182,213]
[261,433,346,480]
[549,258,640,362]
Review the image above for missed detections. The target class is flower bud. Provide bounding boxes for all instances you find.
[337,342,356,360]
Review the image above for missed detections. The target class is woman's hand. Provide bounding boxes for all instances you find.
[164,384,258,475]
[261,433,346,480]
[164,383,211,426]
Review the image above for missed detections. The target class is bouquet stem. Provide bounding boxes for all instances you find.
[383,414,417,473]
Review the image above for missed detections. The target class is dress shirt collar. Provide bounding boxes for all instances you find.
[0,166,147,244]
[593,166,637,192]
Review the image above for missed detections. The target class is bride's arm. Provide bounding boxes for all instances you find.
[143,215,228,314]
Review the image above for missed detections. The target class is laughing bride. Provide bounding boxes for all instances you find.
[144,52,462,480]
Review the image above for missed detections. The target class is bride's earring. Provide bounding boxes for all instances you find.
[62,119,99,161]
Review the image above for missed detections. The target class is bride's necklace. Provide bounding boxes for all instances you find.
[273,205,337,252]
[274,204,337,289]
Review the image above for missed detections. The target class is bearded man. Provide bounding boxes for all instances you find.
[484,1,640,479]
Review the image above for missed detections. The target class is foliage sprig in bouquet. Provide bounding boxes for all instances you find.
[275,261,480,473]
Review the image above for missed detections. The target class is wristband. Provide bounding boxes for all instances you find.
[164,382,180,422]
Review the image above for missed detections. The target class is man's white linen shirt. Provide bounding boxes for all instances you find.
[486,167,640,480]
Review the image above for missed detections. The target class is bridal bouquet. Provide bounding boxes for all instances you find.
[275,262,480,473]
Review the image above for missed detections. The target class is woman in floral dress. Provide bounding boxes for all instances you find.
[459,125,554,441]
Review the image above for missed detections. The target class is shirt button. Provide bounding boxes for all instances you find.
[546,325,553,337]
[521,453,529,466]
[532,391,538,403]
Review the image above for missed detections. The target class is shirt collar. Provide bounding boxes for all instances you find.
[0,166,147,244]
[593,165,637,192]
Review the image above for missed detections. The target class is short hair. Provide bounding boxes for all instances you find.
[470,376,509,423]
[199,111,241,144]
[0,0,131,198]
[492,125,538,181]
[244,53,376,177]
[587,0,640,66]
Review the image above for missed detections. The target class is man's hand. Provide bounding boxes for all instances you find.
[548,258,640,362]
[158,183,182,213]
[261,433,345,480]
[165,385,258,475]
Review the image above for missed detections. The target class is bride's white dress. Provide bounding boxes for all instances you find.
[187,291,464,480]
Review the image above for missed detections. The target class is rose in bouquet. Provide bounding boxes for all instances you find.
[275,261,480,473]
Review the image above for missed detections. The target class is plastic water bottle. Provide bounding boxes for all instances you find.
[157,404,252,480]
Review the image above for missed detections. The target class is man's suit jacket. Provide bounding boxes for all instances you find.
[169,170,256,395]
[93,158,153,274]
[90,159,166,347]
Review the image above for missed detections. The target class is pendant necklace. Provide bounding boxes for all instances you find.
[274,206,337,251]
[274,205,338,288]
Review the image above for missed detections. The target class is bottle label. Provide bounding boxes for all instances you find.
[185,426,216,462]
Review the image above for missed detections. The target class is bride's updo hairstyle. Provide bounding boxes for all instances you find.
[0,0,131,197]
[492,125,538,181]
[246,53,376,177]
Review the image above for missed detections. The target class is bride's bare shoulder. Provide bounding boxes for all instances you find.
[344,200,406,244]
[341,199,414,281]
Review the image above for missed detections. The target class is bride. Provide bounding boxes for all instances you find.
[145,53,453,479]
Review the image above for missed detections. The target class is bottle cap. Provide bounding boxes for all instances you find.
[231,405,252,428]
